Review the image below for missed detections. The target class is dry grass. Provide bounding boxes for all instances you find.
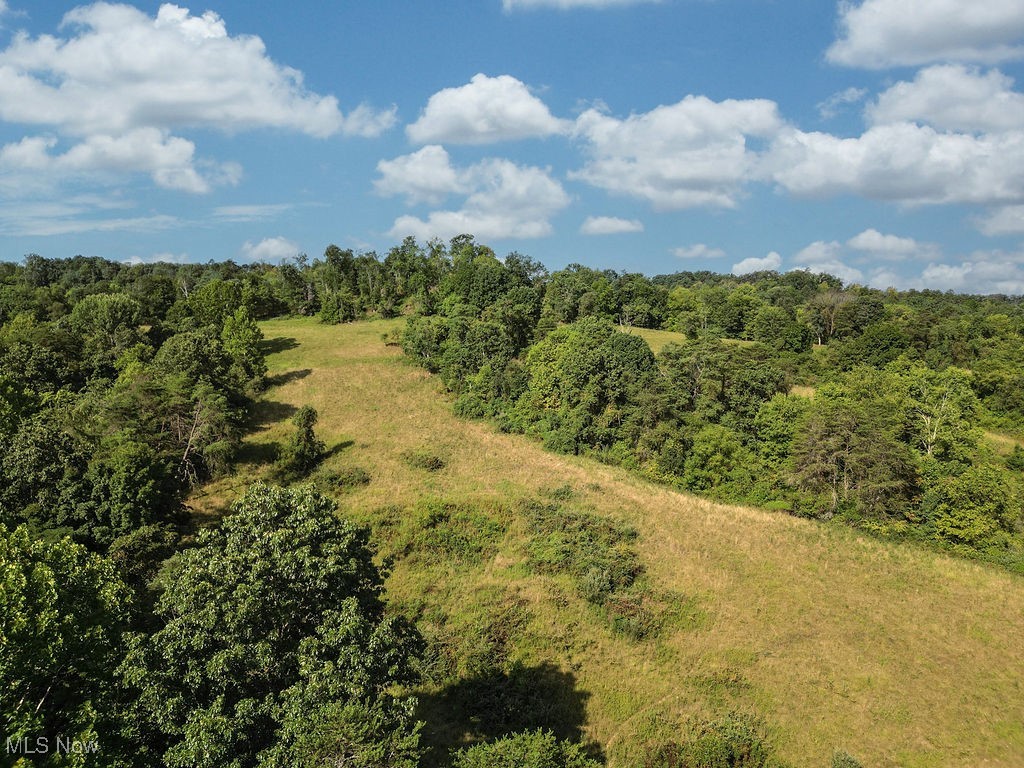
[984,430,1023,456]
[623,326,688,353]
[190,316,1024,767]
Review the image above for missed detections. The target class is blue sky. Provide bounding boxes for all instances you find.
[2,0,1024,294]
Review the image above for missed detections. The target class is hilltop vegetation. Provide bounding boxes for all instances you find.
[1,241,1023,766]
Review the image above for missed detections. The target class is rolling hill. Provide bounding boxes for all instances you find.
[191,316,1024,767]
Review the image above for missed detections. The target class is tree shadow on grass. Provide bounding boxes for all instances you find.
[265,368,312,388]
[234,440,280,465]
[261,336,300,355]
[322,439,355,461]
[248,399,299,429]
[418,661,602,767]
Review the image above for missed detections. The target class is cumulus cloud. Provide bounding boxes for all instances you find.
[768,123,1024,206]
[790,241,866,284]
[407,74,569,145]
[817,87,868,120]
[977,205,1024,235]
[732,251,782,275]
[868,65,1024,132]
[374,145,466,205]
[672,243,727,260]
[379,149,570,241]
[341,103,398,139]
[240,236,301,262]
[915,252,1024,295]
[0,129,242,193]
[827,0,1024,69]
[579,216,643,235]
[0,3,364,137]
[571,95,784,209]
[846,228,939,260]
[503,0,660,9]
[0,3,388,197]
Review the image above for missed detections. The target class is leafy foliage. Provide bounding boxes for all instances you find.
[450,729,600,768]
[0,526,130,762]
[120,483,423,768]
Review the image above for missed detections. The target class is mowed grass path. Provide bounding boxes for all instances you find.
[192,317,1024,768]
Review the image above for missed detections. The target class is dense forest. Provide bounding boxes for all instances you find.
[1,239,1022,766]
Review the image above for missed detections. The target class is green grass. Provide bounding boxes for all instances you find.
[191,316,1024,768]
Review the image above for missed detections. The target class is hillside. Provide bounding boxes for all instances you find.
[193,316,1024,767]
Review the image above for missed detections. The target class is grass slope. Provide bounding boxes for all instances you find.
[191,317,1024,768]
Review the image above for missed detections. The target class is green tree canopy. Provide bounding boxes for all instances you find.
[0,526,131,763]
[121,483,422,768]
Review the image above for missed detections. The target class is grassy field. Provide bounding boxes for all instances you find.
[622,326,756,353]
[192,317,1024,767]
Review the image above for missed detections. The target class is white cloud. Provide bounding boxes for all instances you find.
[868,65,1024,132]
[0,3,363,138]
[580,216,643,235]
[240,236,301,262]
[407,73,569,145]
[0,3,389,197]
[827,0,1024,69]
[917,252,1024,295]
[732,251,782,275]
[817,87,868,120]
[2,212,179,237]
[571,95,784,209]
[847,228,939,260]
[341,103,398,138]
[374,145,466,205]
[380,151,570,241]
[672,243,727,260]
[0,129,243,193]
[213,203,294,222]
[503,0,660,9]
[791,241,865,284]
[977,205,1024,235]
[768,123,1024,206]
[124,251,190,265]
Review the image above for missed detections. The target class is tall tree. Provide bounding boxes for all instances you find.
[121,484,423,768]
[1,526,130,763]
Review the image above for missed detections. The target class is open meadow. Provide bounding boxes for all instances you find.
[193,316,1024,768]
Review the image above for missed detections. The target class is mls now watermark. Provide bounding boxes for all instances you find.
[7,736,100,756]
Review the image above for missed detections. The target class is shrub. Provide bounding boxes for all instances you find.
[831,751,863,768]
[643,714,787,768]
[521,500,642,600]
[334,466,372,488]
[1006,445,1024,472]
[401,448,446,472]
[275,405,325,481]
[394,499,505,566]
[450,729,600,768]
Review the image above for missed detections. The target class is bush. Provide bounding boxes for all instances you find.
[275,405,325,481]
[644,714,787,768]
[831,751,863,768]
[333,466,372,489]
[401,448,446,472]
[1006,446,1024,472]
[450,729,600,768]
[394,499,505,567]
[521,500,642,599]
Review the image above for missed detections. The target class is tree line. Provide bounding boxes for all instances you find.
[394,236,1024,571]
